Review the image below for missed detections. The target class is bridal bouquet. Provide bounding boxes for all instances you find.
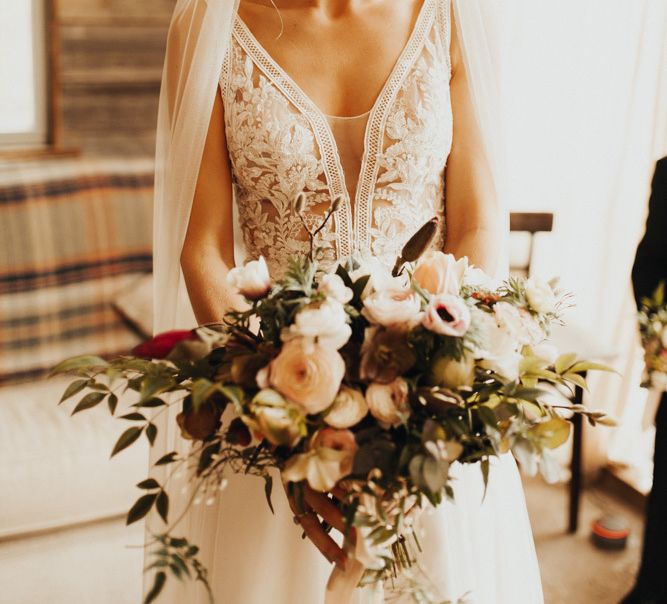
[53,208,613,603]
[638,281,667,391]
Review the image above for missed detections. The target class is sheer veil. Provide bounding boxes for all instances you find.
[148,0,507,599]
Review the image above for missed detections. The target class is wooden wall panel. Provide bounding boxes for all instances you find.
[56,0,175,156]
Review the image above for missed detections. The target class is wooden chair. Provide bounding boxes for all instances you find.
[509,212,584,533]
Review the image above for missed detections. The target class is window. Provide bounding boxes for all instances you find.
[0,0,48,147]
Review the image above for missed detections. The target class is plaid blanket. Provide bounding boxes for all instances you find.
[0,158,154,384]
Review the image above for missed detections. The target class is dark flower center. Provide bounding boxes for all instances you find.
[437,306,455,323]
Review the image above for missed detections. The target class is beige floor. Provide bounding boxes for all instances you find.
[0,479,643,604]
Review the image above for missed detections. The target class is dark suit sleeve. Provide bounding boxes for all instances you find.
[632,157,667,307]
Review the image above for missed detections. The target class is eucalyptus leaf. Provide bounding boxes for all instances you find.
[146,423,158,446]
[156,490,169,523]
[126,493,157,524]
[264,475,274,515]
[107,393,119,415]
[155,451,178,466]
[111,426,143,457]
[71,392,106,415]
[143,571,166,604]
[51,355,108,376]
[59,379,88,404]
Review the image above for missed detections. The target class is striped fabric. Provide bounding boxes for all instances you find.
[0,158,154,384]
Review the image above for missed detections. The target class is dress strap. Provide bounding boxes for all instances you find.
[435,0,452,76]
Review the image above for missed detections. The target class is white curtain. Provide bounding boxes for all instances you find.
[499,0,667,475]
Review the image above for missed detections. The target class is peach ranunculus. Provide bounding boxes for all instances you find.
[412,251,468,296]
[324,386,368,429]
[422,294,471,337]
[362,287,422,328]
[282,428,357,492]
[365,378,411,427]
[268,339,345,414]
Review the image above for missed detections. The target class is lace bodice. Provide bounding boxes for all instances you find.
[220,0,452,277]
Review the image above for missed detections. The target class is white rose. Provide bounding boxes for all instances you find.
[362,287,422,328]
[285,299,351,350]
[324,386,369,429]
[494,302,545,345]
[226,256,271,300]
[365,378,410,427]
[524,277,557,314]
[318,273,353,304]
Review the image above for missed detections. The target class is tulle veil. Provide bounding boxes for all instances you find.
[147,0,508,600]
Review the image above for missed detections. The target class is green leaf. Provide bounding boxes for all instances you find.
[120,412,146,421]
[264,475,274,515]
[555,353,578,375]
[191,378,216,410]
[156,490,169,523]
[137,478,161,490]
[563,372,588,391]
[51,355,109,376]
[352,274,371,300]
[111,426,143,457]
[71,392,106,415]
[534,417,571,449]
[126,493,157,525]
[155,452,178,466]
[481,457,490,501]
[107,393,118,415]
[477,406,497,427]
[220,385,245,413]
[133,397,166,409]
[569,361,614,374]
[143,571,166,604]
[59,379,88,404]
[146,423,158,446]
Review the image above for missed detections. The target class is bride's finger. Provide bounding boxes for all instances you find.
[299,511,347,567]
[303,487,346,534]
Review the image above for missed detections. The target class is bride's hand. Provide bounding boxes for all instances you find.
[285,483,352,569]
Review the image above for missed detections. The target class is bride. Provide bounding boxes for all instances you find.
[150,0,544,602]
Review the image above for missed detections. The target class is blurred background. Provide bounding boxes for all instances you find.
[0,1,666,603]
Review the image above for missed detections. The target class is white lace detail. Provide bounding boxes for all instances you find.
[220,0,452,278]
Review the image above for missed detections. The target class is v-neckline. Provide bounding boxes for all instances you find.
[233,0,435,256]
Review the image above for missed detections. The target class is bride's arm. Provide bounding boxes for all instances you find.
[181,93,246,324]
[443,7,502,276]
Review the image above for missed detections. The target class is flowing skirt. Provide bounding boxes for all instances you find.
[156,453,542,604]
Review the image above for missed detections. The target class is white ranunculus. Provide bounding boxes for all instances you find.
[524,277,557,314]
[365,378,410,427]
[318,273,353,304]
[531,342,559,365]
[493,301,545,346]
[285,298,351,350]
[362,287,422,328]
[324,386,369,429]
[348,254,407,297]
[226,256,271,300]
[464,266,494,289]
[477,321,523,381]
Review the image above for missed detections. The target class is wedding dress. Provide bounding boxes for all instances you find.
[151,1,543,602]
